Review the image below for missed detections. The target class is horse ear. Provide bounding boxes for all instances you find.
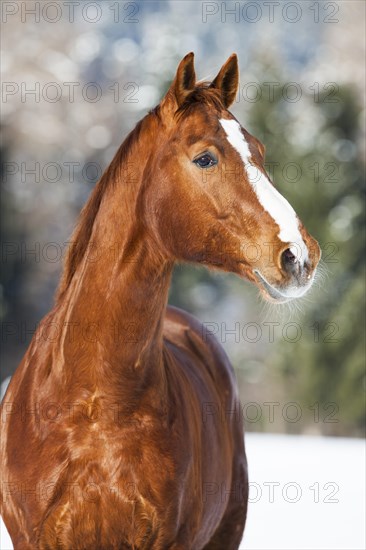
[210,54,239,108]
[173,52,196,106]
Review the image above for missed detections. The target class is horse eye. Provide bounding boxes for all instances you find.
[193,153,217,168]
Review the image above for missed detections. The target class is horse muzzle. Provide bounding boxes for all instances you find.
[254,240,321,303]
[253,268,315,303]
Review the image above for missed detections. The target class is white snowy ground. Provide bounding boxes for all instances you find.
[1,374,365,549]
[241,433,365,549]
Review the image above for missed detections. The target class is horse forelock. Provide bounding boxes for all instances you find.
[174,84,226,119]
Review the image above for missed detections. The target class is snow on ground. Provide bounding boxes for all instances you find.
[1,433,364,549]
[0,521,12,550]
[241,433,365,549]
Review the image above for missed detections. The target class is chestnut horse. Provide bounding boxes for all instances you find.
[1,53,320,549]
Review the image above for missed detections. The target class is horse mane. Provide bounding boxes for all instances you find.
[56,118,146,302]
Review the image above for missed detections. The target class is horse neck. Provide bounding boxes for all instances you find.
[52,115,173,396]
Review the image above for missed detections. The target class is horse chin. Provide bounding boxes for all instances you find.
[253,269,313,304]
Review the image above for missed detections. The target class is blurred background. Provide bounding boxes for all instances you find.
[1,1,365,548]
[1,0,364,438]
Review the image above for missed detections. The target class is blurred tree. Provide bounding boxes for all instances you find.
[239,63,365,437]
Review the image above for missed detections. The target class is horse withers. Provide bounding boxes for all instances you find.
[0,53,320,549]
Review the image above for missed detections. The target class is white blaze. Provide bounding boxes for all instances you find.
[219,118,308,263]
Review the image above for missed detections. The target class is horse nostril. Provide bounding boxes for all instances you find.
[282,248,297,270]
